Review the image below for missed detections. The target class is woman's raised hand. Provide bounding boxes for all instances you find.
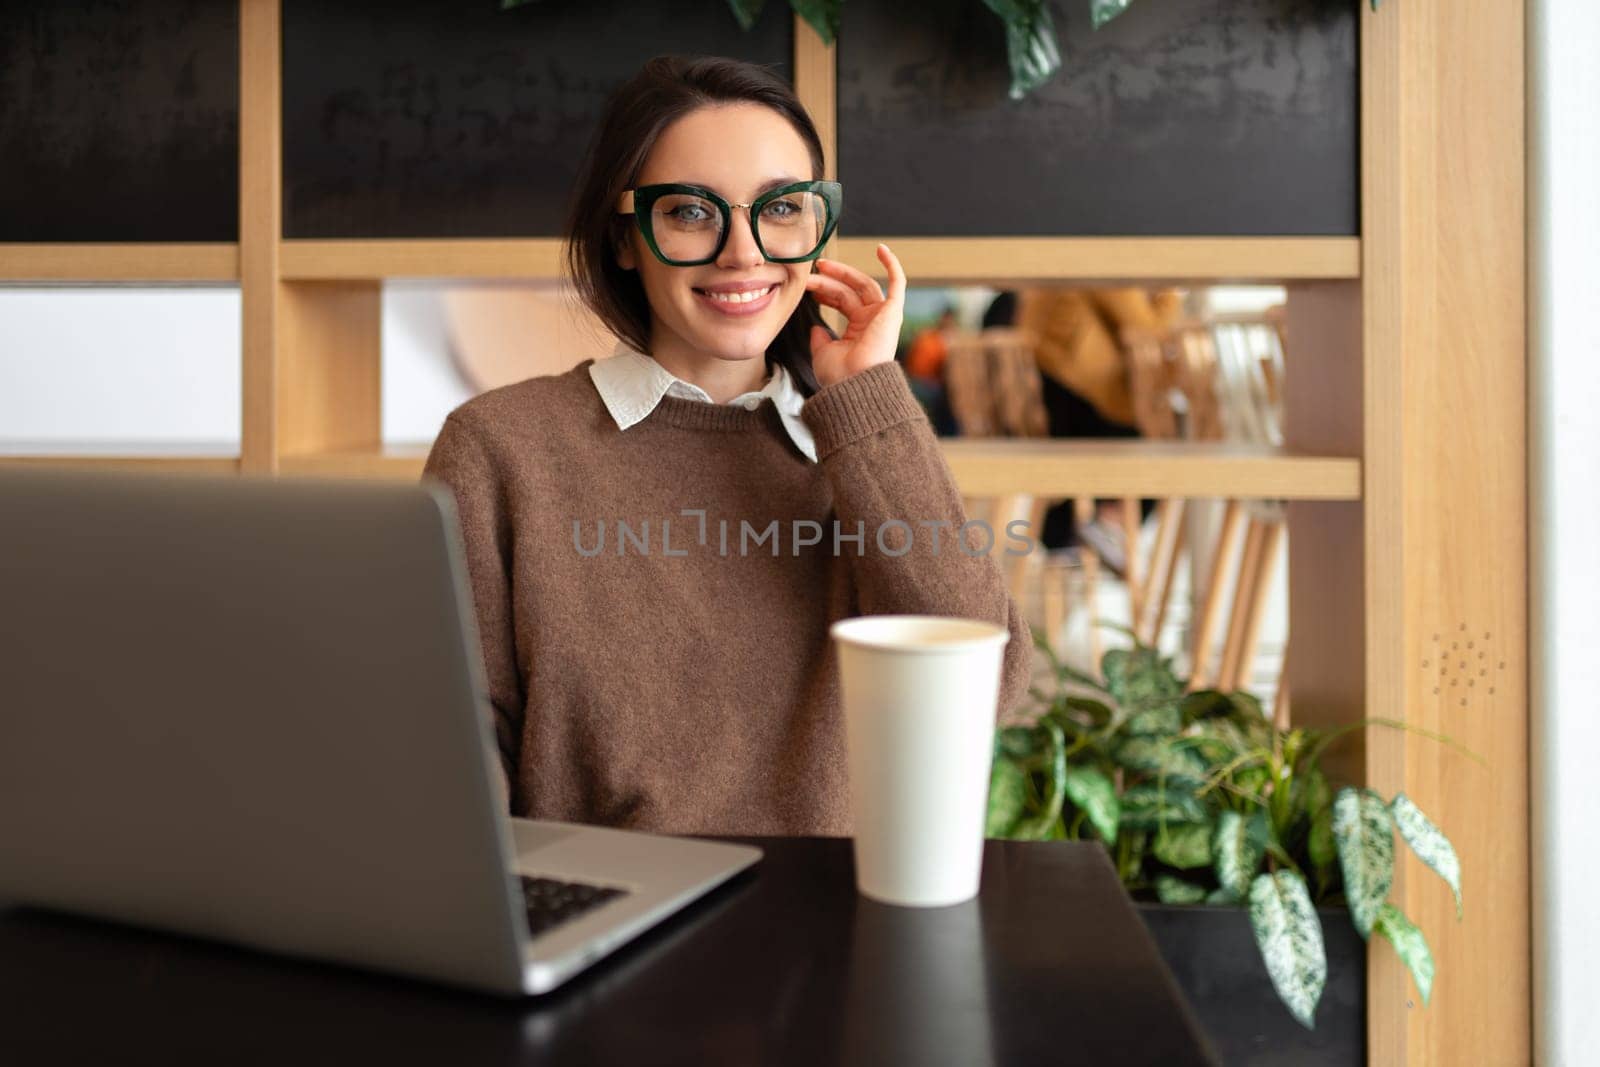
[803,243,907,389]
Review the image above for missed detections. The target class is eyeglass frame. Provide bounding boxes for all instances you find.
[616,179,843,266]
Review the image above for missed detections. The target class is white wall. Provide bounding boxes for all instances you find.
[1530,1,1600,1063]
[0,285,472,450]
[0,287,242,451]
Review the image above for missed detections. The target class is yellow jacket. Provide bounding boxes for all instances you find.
[1017,288,1183,427]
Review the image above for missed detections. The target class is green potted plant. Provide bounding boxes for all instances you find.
[988,633,1463,1061]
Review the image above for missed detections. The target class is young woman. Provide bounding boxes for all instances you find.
[423,55,1032,836]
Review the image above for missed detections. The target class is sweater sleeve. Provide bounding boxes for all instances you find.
[421,411,525,811]
[799,361,1034,718]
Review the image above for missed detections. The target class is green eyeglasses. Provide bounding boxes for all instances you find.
[617,180,843,267]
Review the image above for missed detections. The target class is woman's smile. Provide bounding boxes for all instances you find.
[692,280,782,317]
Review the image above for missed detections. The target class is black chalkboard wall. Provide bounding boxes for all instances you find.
[0,0,239,242]
[1,0,1356,244]
[282,0,793,239]
[837,0,1357,236]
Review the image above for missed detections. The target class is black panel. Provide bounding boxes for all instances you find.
[838,0,1357,236]
[283,1,794,239]
[0,1,239,242]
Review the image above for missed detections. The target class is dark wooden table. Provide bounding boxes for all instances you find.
[0,838,1216,1066]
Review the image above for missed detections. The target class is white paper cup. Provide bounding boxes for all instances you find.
[830,615,1010,908]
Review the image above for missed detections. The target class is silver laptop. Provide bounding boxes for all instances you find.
[0,467,761,996]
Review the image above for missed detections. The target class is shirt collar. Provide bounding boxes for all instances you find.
[588,341,817,462]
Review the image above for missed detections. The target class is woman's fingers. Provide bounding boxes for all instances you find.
[814,256,886,304]
[805,272,869,318]
[878,243,906,309]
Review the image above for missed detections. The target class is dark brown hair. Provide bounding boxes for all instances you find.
[563,55,834,397]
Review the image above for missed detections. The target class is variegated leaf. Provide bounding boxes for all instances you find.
[1063,765,1120,843]
[1115,735,1209,787]
[1155,874,1208,905]
[1089,0,1133,30]
[1249,870,1327,1029]
[727,0,765,30]
[985,757,1028,838]
[1332,787,1394,937]
[996,724,1044,761]
[1101,645,1184,711]
[1214,809,1270,899]
[1391,793,1463,917]
[1123,700,1182,736]
[1373,902,1434,1005]
[982,0,1062,100]
[1153,822,1214,870]
[1119,783,1209,830]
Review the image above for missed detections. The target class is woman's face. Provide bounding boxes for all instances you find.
[617,102,817,370]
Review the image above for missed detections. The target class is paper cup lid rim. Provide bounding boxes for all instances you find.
[829,614,1011,653]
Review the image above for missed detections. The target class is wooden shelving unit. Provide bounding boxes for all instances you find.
[0,2,1531,1061]
[942,441,1360,499]
[0,455,240,474]
[276,445,430,480]
[0,244,239,283]
[279,239,565,281]
[270,440,1361,500]
[830,236,1360,286]
[276,236,1358,284]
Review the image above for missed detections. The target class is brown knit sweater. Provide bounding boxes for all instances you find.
[421,359,1033,836]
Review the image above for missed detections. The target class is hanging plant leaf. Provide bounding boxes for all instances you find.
[1249,870,1327,1029]
[985,755,1029,837]
[1153,822,1214,869]
[1063,764,1120,843]
[981,0,1063,101]
[790,0,841,45]
[1155,874,1208,905]
[1206,886,1242,906]
[1119,782,1209,830]
[727,0,765,30]
[1391,793,1464,918]
[1114,735,1208,787]
[1373,902,1435,1005]
[1089,0,1133,30]
[1332,787,1395,938]
[1214,809,1271,899]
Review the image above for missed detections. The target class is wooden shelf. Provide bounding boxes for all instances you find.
[941,440,1360,498]
[280,239,565,280]
[278,445,431,479]
[825,237,1359,284]
[0,455,240,474]
[276,440,1360,500]
[275,236,1358,283]
[0,244,239,282]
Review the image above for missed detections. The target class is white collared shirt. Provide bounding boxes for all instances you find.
[587,342,818,462]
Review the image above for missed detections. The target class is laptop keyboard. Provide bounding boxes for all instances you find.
[519,875,631,939]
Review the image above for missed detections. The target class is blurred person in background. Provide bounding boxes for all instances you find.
[987,287,1182,571]
[902,305,958,435]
